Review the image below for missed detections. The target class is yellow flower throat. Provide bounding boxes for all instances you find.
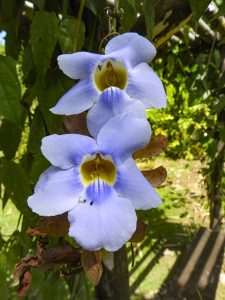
[80,153,117,187]
[94,59,128,92]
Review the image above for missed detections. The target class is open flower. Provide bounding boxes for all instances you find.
[87,86,147,138]
[28,114,162,251]
[50,32,167,116]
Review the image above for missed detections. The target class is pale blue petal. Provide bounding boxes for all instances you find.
[97,113,151,165]
[115,158,162,209]
[105,32,156,67]
[28,166,84,216]
[50,77,98,115]
[87,87,146,138]
[126,63,167,108]
[87,93,113,139]
[85,180,112,204]
[58,52,103,79]
[41,134,98,169]
[68,190,137,251]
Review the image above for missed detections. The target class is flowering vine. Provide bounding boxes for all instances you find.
[27,32,167,256]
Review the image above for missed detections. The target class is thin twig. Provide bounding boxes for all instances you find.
[207,36,216,68]
[130,242,135,267]
[196,287,204,300]
[73,0,85,52]
[98,31,119,54]
[16,213,23,230]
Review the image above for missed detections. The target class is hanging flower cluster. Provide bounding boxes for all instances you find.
[28,32,167,251]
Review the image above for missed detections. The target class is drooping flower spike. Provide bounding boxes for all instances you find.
[28,114,162,251]
[50,32,167,116]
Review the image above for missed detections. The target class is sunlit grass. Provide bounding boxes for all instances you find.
[129,157,221,299]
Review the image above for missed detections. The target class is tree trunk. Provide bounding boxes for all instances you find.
[209,48,225,229]
[96,246,130,300]
[209,109,225,229]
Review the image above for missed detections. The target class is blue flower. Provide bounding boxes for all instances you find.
[87,86,147,138]
[50,32,167,116]
[28,114,162,251]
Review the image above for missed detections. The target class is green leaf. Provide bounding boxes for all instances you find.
[143,0,155,40]
[30,11,59,78]
[38,69,74,134]
[0,254,9,299]
[30,154,50,183]
[215,95,225,114]
[5,26,21,59]
[30,270,70,299]
[22,46,35,79]
[0,55,22,124]
[31,0,46,10]
[123,0,138,11]
[85,0,105,17]
[27,108,46,154]
[0,119,22,159]
[2,160,32,215]
[219,127,225,142]
[59,16,85,53]
[215,2,225,18]
[188,0,212,20]
[0,0,24,59]
[0,0,24,27]
[119,0,137,32]
[167,55,175,75]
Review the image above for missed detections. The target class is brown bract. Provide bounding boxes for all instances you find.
[134,134,168,159]
[14,243,82,298]
[17,269,32,298]
[26,213,69,238]
[63,112,89,135]
[81,250,103,285]
[130,219,148,243]
[142,165,167,187]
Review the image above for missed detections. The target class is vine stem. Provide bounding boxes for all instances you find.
[73,0,85,52]
[98,31,119,53]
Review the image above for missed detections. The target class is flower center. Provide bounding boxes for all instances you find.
[80,153,117,187]
[94,59,128,92]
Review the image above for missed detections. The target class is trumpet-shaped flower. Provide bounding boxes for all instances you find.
[28,114,162,251]
[50,32,166,116]
[87,87,147,138]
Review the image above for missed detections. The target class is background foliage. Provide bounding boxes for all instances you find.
[0,0,224,299]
